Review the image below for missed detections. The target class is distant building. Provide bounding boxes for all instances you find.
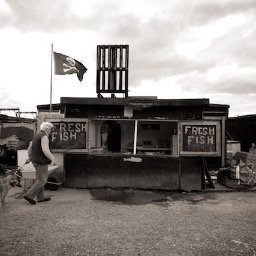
[227,115,256,152]
[0,114,36,167]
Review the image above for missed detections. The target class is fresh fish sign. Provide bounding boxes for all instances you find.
[180,121,221,155]
[49,120,88,150]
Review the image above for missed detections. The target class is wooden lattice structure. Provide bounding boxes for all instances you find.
[96,45,129,98]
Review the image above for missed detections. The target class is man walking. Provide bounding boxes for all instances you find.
[24,122,56,205]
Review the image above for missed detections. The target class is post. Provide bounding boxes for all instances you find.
[50,43,53,113]
[133,120,138,154]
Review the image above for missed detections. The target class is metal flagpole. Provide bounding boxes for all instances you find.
[50,43,53,113]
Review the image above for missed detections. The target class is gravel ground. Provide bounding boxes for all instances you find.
[1,187,256,256]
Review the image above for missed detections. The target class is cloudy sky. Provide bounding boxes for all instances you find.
[0,0,255,118]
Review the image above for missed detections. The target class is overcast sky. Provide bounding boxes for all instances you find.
[0,0,255,118]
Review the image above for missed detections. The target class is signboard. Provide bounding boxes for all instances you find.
[180,121,221,156]
[46,119,88,151]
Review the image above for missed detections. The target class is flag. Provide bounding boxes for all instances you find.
[53,52,87,82]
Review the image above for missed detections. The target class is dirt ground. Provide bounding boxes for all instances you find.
[1,187,256,256]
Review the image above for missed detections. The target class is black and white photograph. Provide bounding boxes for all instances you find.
[1,1,256,255]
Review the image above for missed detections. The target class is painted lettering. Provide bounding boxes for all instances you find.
[202,127,208,135]
[185,126,191,134]
[70,131,77,140]
[80,123,86,132]
[187,136,194,145]
[198,127,203,135]
[62,131,69,141]
[51,132,58,142]
[75,123,81,132]
[192,127,198,135]
[60,123,66,132]
[199,136,205,144]
[209,127,215,135]
[208,136,214,144]
[68,123,74,132]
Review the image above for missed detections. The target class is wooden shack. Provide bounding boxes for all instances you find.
[37,97,229,191]
[36,45,229,191]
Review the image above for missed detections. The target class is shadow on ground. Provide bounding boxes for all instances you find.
[89,188,218,206]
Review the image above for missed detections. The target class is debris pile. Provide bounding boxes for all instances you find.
[217,152,256,189]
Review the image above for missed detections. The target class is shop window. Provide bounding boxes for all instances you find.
[89,119,178,156]
[135,121,177,155]
[89,120,134,154]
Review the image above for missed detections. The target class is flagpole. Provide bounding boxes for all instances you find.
[50,43,53,113]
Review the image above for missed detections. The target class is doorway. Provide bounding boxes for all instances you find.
[101,121,121,152]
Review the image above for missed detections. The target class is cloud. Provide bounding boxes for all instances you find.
[1,0,89,32]
[186,0,256,25]
[0,87,22,110]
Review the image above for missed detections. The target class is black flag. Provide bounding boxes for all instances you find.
[53,52,87,82]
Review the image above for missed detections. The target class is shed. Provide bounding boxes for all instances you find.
[0,114,36,167]
[37,97,229,191]
[227,115,256,152]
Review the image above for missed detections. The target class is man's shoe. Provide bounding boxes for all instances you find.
[38,197,51,203]
[24,196,36,205]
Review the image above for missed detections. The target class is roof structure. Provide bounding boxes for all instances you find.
[0,114,36,123]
